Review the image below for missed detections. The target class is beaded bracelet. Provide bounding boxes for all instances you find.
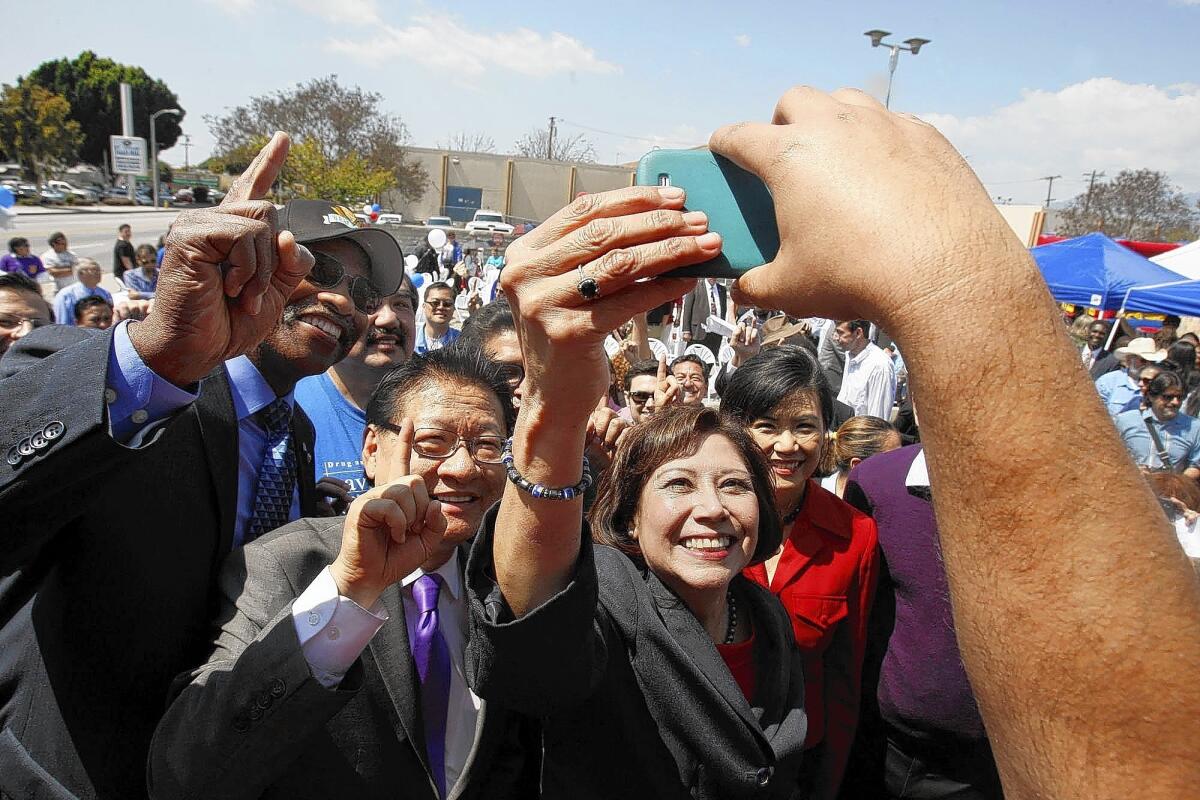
[501,437,593,500]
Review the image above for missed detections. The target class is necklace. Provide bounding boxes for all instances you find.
[782,502,804,526]
[723,590,738,645]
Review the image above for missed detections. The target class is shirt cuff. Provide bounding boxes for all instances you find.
[292,566,389,688]
[106,320,199,445]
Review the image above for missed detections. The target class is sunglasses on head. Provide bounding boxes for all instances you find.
[307,252,382,314]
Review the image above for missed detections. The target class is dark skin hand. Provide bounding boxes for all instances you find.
[128,132,314,387]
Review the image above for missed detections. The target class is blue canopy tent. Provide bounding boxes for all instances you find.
[1121,279,1200,319]
[1030,232,1185,311]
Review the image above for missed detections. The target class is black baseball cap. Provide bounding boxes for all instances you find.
[278,200,404,295]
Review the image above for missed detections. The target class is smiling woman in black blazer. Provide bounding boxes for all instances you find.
[462,185,809,799]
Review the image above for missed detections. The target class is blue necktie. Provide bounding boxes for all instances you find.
[412,574,451,798]
[247,398,297,542]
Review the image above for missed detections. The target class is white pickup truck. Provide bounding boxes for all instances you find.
[47,180,98,203]
[464,209,514,235]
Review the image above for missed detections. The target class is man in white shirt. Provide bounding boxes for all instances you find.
[40,231,79,292]
[834,319,896,418]
[149,348,535,799]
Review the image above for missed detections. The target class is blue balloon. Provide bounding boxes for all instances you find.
[410,273,425,288]
[0,186,13,208]
[372,203,382,213]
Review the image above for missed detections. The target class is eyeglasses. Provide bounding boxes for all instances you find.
[425,298,455,309]
[0,314,52,333]
[377,424,506,465]
[628,390,653,405]
[307,251,382,314]
[1158,393,1185,403]
[494,362,524,388]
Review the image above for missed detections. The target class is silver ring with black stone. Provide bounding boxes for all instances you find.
[577,265,600,300]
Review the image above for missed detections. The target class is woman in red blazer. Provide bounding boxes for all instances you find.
[723,344,881,800]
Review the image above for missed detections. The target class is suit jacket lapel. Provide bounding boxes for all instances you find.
[194,365,239,554]
[291,405,318,517]
[368,583,429,773]
[768,522,827,593]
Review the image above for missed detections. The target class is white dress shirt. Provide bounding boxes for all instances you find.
[836,341,896,419]
[292,553,482,794]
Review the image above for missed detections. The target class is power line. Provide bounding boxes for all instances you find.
[556,118,703,147]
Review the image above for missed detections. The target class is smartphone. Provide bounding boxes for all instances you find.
[636,148,779,278]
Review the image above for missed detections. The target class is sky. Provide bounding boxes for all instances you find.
[5,0,1200,205]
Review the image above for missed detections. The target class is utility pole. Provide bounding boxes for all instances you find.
[1081,169,1105,218]
[1041,175,1061,208]
[547,116,556,160]
[182,135,192,170]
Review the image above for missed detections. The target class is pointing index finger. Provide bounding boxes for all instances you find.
[389,417,414,478]
[222,131,290,206]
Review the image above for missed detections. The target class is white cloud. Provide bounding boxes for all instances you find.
[921,78,1200,204]
[325,13,621,78]
[293,0,379,24]
[734,34,751,47]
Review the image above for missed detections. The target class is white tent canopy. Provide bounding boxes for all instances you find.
[1151,240,1200,280]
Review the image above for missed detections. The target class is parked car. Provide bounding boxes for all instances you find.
[5,181,40,199]
[375,213,404,226]
[174,188,194,204]
[47,180,98,203]
[38,186,67,205]
[464,209,515,235]
[424,216,454,229]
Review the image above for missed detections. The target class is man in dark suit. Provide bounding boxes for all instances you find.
[149,348,534,799]
[0,135,404,799]
[1082,320,1121,379]
[680,276,727,358]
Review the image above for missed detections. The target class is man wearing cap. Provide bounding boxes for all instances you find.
[1095,337,1167,417]
[0,136,403,799]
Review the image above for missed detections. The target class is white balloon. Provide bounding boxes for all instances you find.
[404,254,419,274]
[362,203,373,215]
[427,228,448,249]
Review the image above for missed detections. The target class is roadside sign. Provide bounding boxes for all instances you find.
[110,136,147,176]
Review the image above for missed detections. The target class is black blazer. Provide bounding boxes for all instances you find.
[0,329,317,800]
[148,517,535,800]
[680,281,727,341]
[1089,352,1121,380]
[465,508,808,800]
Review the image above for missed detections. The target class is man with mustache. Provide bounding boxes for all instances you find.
[296,262,419,505]
[0,141,404,799]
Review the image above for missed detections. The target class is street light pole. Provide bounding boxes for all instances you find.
[150,108,181,210]
[864,30,931,109]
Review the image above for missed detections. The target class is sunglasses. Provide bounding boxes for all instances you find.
[495,362,524,387]
[628,390,653,405]
[425,298,455,309]
[307,252,382,314]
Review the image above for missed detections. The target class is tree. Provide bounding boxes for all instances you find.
[206,75,426,201]
[283,138,396,202]
[438,131,496,153]
[514,127,596,163]
[0,83,83,185]
[1057,169,1199,241]
[22,52,184,169]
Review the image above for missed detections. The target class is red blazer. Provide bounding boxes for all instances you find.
[744,480,879,800]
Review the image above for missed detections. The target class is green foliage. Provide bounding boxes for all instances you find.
[22,51,184,168]
[283,139,395,201]
[0,83,83,184]
[206,75,424,201]
[1058,169,1199,241]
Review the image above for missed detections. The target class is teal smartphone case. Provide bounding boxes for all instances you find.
[635,149,779,278]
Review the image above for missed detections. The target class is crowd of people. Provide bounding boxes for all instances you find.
[2,87,1199,800]
[0,222,165,335]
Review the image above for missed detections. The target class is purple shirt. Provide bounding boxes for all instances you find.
[844,445,988,742]
[1,253,44,278]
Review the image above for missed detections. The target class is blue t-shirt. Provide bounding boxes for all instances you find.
[294,372,371,497]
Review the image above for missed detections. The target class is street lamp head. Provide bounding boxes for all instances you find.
[903,37,931,55]
[864,29,890,47]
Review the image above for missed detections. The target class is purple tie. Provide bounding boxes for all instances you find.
[412,574,450,798]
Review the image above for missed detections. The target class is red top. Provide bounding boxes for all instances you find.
[744,480,879,798]
[716,631,756,702]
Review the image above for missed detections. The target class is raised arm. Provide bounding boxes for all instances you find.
[710,86,1200,799]
[492,188,711,615]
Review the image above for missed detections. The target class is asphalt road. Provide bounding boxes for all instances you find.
[7,208,510,297]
